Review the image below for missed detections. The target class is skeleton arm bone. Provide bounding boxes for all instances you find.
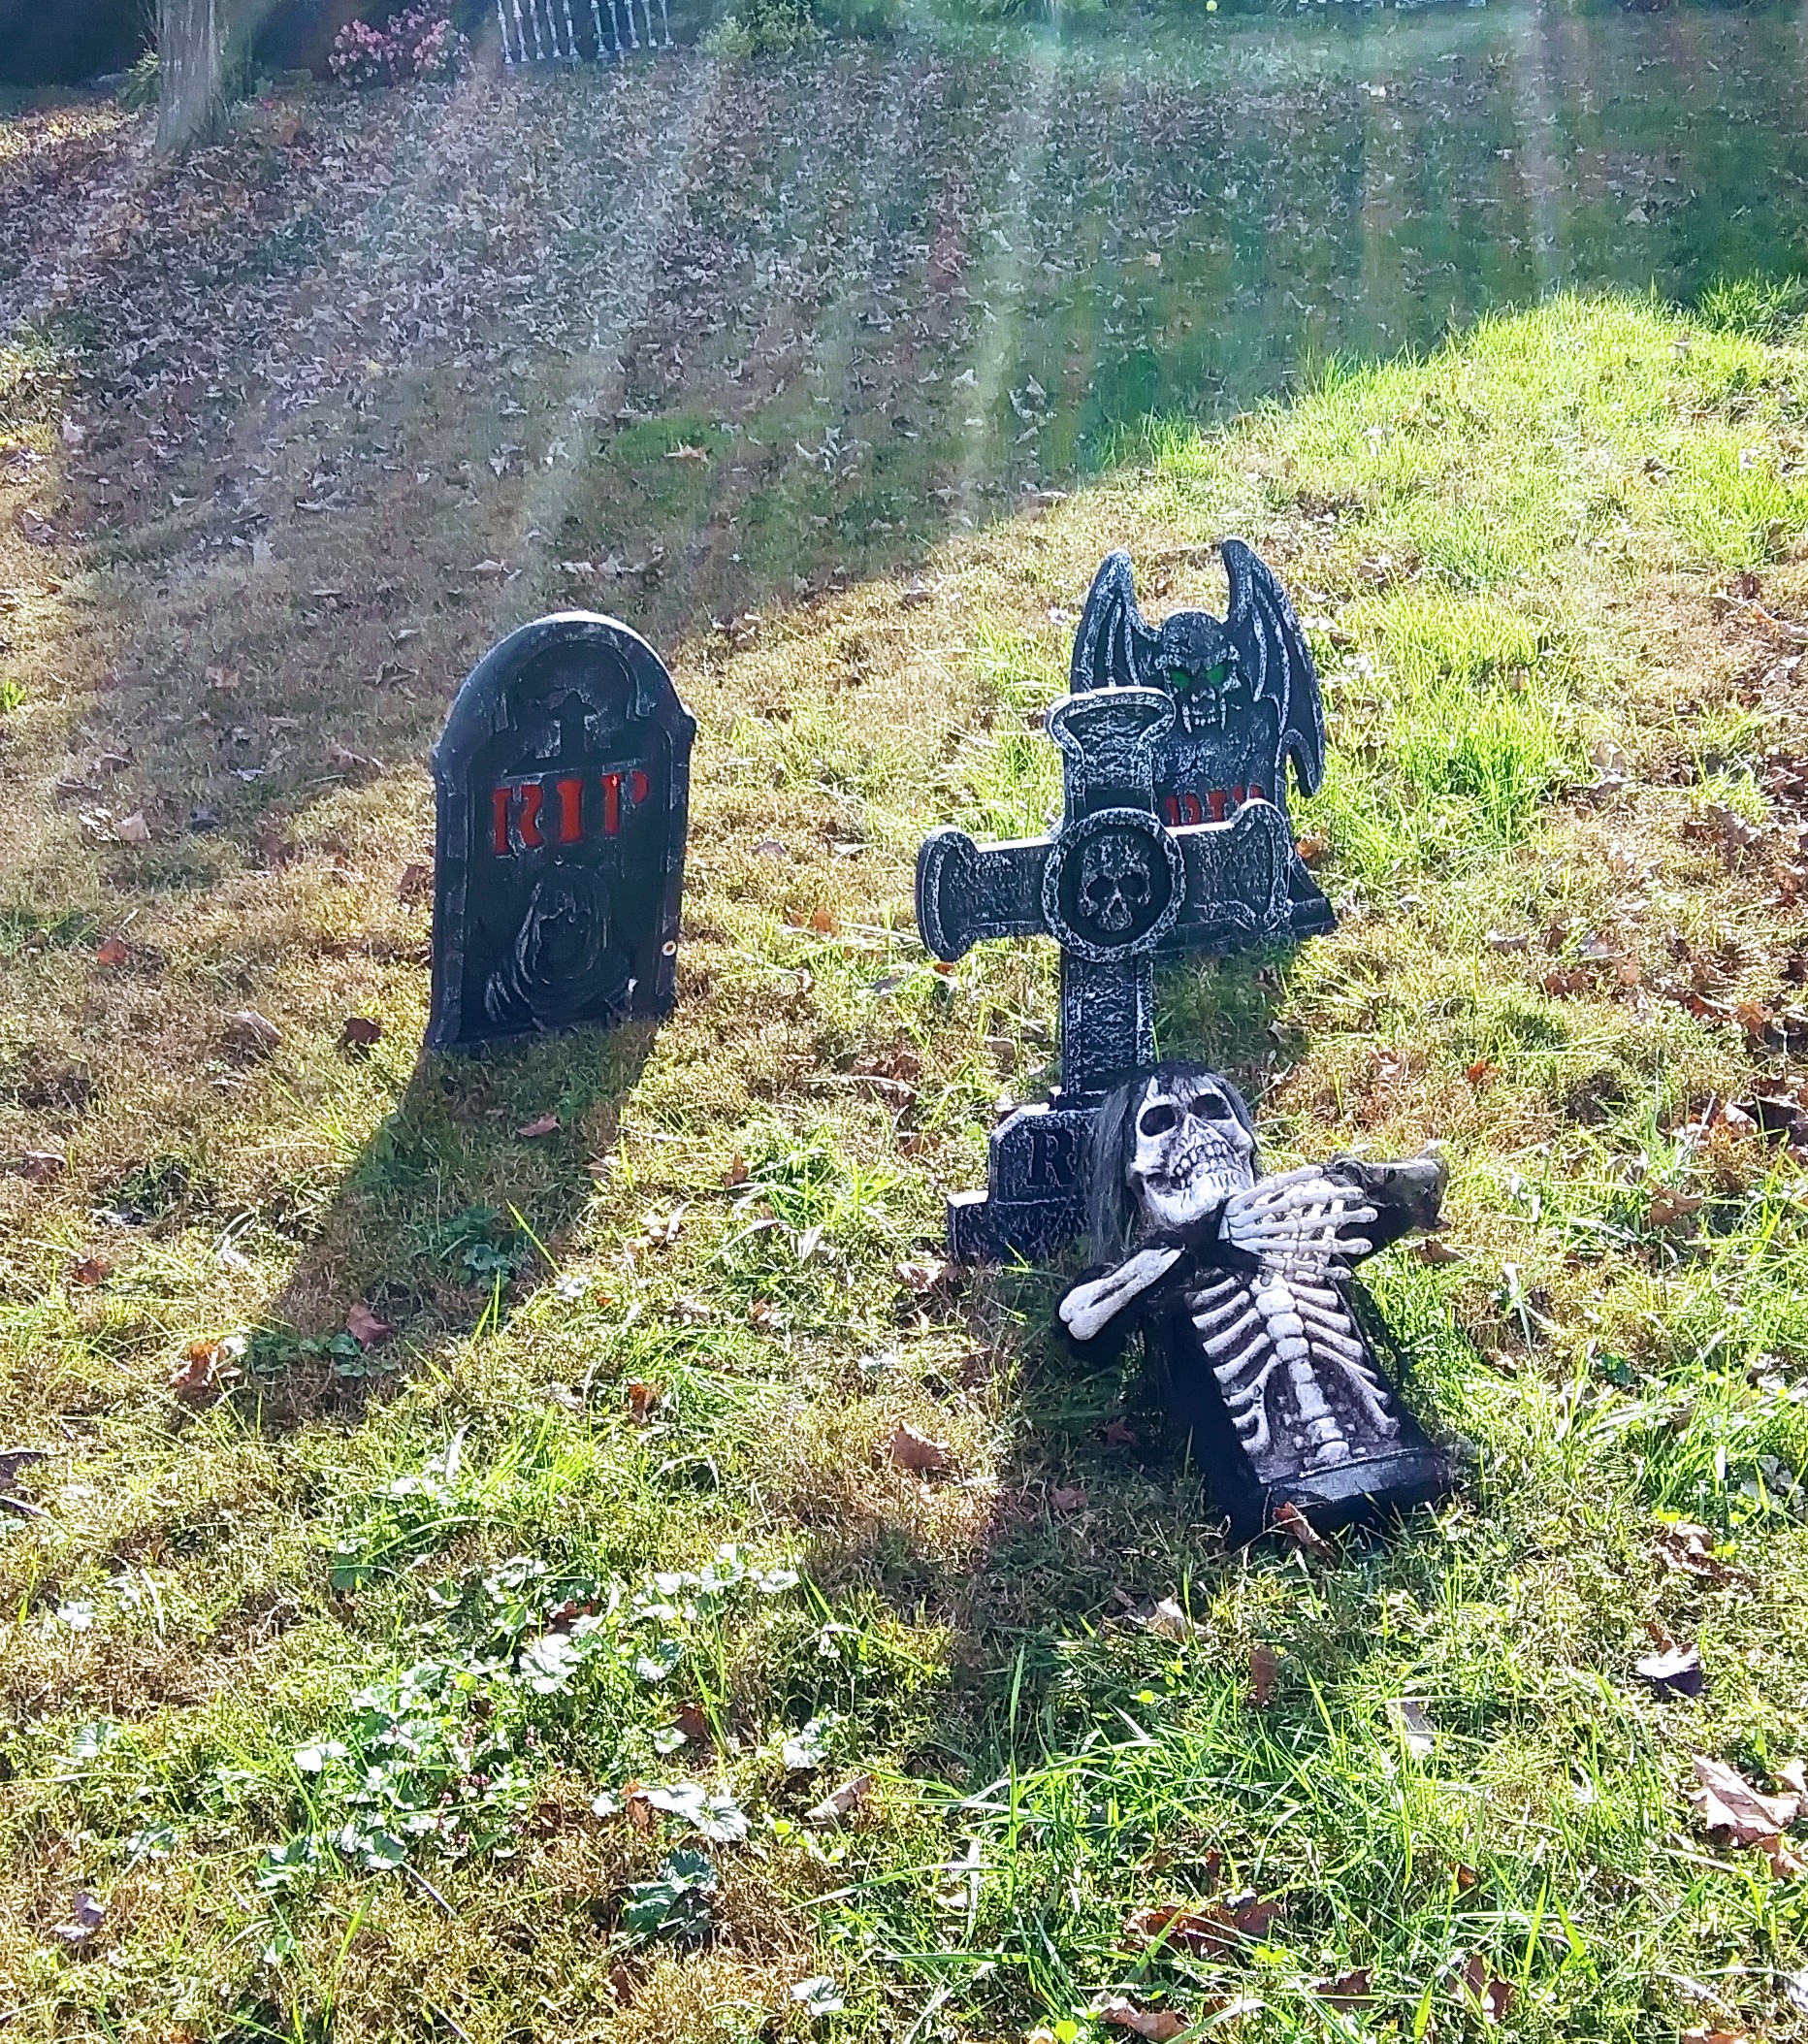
[1221,1166,1377,1265]
[1059,1246,1185,1343]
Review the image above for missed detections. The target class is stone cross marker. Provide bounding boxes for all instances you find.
[427,612,695,1053]
[916,543,1331,1261]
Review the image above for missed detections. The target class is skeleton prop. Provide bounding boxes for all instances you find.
[1062,1061,1454,1542]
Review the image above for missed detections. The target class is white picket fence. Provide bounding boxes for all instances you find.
[496,0,673,62]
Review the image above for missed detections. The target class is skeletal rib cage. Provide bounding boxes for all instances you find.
[497,0,673,63]
[1185,1186,1400,1476]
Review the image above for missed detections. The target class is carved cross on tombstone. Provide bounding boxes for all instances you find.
[916,543,1331,1262]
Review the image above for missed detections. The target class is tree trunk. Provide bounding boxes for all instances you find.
[156,0,224,151]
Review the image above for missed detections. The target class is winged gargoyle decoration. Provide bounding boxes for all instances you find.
[1059,1062,1454,1542]
[1069,543,1334,944]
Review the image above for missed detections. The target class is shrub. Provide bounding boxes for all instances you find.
[329,3,471,86]
[118,49,161,112]
[703,0,823,56]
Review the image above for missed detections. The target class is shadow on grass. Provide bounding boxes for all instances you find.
[248,1021,657,1426]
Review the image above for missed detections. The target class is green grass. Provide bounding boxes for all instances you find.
[4,290,1808,2039]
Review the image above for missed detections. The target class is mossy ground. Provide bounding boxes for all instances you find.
[2,62,1808,2044]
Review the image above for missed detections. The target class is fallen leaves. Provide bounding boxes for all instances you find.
[95,934,131,966]
[16,1150,65,1183]
[1634,1644,1705,1697]
[226,1009,281,1057]
[68,1255,112,1286]
[1308,1968,1374,2011]
[344,1302,394,1348]
[1095,1998,1185,2041]
[1409,1236,1465,1265]
[1646,1184,1704,1229]
[894,1255,947,1295]
[1391,1698,1436,1759]
[625,1381,662,1423]
[1142,1597,1202,1642]
[1248,1642,1280,1706]
[1653,1521,1750,1587]
[1688,1754,1801,1847]
[1126,1893,1280,1962]
[397,860,431,902]
[888,1422,952,1476]
[1048,1482,1087,1514]
[113,809,151,844]
[52,1892,106,1946]
[805,1773,871,1825]
[170,1336,243,1402]
[0,1445,48,1519]
[1271,1501,1335,1559]
[339,1016,383,1056]
[1459,1956,1514,2022]
[516,1112,561,1138]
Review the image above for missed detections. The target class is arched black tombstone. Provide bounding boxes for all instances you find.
[426,612,695,1053]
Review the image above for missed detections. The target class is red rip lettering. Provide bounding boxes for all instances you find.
[493,767,651,854]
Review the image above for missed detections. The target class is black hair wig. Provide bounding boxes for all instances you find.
[1084,1061,1259,1266]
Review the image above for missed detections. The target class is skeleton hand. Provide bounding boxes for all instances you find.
[1221,1165,1376,1269]
[1059,1246,1183,1343]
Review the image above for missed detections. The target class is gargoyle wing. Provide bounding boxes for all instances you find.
[1069,548,1162,694]
[1221,537,1326,802]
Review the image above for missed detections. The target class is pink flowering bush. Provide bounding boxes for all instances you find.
[329,4,470,86]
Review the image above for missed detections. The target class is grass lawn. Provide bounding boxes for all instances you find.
[3,65,1808,2044]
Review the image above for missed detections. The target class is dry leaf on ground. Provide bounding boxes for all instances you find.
[1688,1755,1800,1845]
[17,1151,65,1182]
[1143,1597,1201,1642]
[895,1256,947,1294]
[1127,1894,1278,1960]
[1095,1998,1185,2041]
[95,935,130,966]
[1410,1236,1465,1265]
[69,1256,112,1286]
[1272,1501,1335,1558]
[1248,1642,1280,1706]
[1309,1969,1374,2011]
[516,1112,561,1137]
[227,1009,281,1056]
[1634,1644,1705,1696]
[114,810,150,843]
[888,1422,952,1475]
[1460,1956,1514,2022]
[344,1302,394,1347]
[625,1381,661,1423]
[1392,1699,1436,1757]
[339,1016,383,1055]
[52,1892,106,1945]
[170,1337,241,1402]
[670,1700,711,1746]
[1654,1521,1748,1585]
[1647,1186,1705,1228]
[1049,1483,1087,1513]
[1100,1415,1140,1446]
[806,1773,871,1825]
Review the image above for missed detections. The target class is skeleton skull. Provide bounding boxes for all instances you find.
[1127,1070,1256,1235]
[1078,832,1153,934]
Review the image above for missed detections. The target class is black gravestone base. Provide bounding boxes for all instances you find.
[947,1098,1096,1264]
[1150,1293,1452,1545]
[428,612,694,1054]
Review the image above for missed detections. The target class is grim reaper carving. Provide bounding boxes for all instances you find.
[1060,1062,1454,1541]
